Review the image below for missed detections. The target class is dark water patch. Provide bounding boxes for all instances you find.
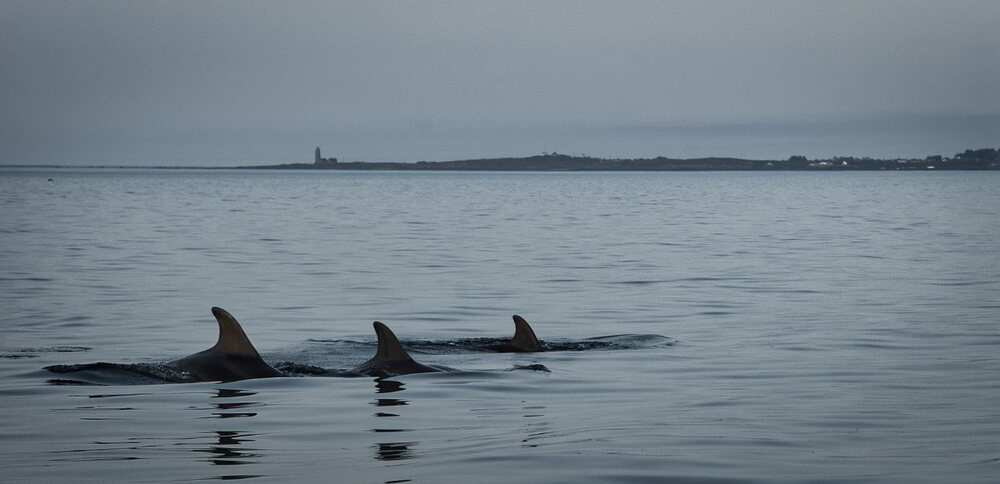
[203,475,264,481]
[374,398,408,407]
[211,401,255,411]
[210,411,257,419]
[616,279,669,286]
[50,454,142,462]
[44,362,195,385]
[966,338,1000,346]
[272,362,359,378]
[1,353,39,359]
[779,345,830,352]
[966,456,1000,465]
[204,390,263,419]
[74,405,136,411]
[47,378,101,386]
[509,364,551,373]
[928,279,993,287]
[376,442,416,461]
[0,276,56,282]
[854,342,909,350]
[401,334,673,354]
[213,389,258,399]
[18,345,91,353]
[272,362,330,375]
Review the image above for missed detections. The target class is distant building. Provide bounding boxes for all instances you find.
[314,147,337,165]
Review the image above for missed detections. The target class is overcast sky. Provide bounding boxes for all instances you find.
[1,0,997,165]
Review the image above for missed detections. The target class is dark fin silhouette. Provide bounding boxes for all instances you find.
[353,321,438,377]
[172,307,283,382]
[509,315,542,352]
[373,321,412,360]
[209,306,265,358]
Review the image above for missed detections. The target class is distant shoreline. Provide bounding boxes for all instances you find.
[5,149,998,171]
[240,150,998,171]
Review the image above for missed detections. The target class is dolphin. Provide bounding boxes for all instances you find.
[494,314,542,352]
[352,321,439,377]
[172,307,284,382]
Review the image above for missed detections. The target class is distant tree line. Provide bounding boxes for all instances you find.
[954,148,998,163]
[243,147,999,171]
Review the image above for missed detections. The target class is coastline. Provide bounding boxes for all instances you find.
[239,151,997,171]
[5,149,998,171]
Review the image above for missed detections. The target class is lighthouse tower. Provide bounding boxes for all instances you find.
[315,146,321,164]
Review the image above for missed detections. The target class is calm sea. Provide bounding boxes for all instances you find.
[1,168,998,483]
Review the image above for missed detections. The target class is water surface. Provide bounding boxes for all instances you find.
[2,168,998,482]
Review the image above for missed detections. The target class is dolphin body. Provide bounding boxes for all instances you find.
[172,307,284,382]
[494,315,542,352]
[352,321,439,377]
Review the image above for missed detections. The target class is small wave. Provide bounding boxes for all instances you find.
[617,279,668,285]
[13,346,91,354]
[272,362,359,378]
[44,362,195,385]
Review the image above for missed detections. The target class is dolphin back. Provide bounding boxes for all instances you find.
[353,321,438,377]
[172,307,283,382]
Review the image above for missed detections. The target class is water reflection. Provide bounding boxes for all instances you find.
[375,379,404,393]
[373,379,409,409]
[376,442,414,461]
[520,402,550,449]
[194,430,260,467]
[210,388,258,419]
[201,388,264,480]
[52,387,267,480]
[372,379,415,461]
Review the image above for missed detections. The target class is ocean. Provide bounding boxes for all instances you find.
[1,168,998,483]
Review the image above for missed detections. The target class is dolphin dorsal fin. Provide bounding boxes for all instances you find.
[373,321,414,361]
[210,307,263,358]
[510,315,542,352]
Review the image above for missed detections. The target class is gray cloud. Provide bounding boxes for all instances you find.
[1,0,997,165]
